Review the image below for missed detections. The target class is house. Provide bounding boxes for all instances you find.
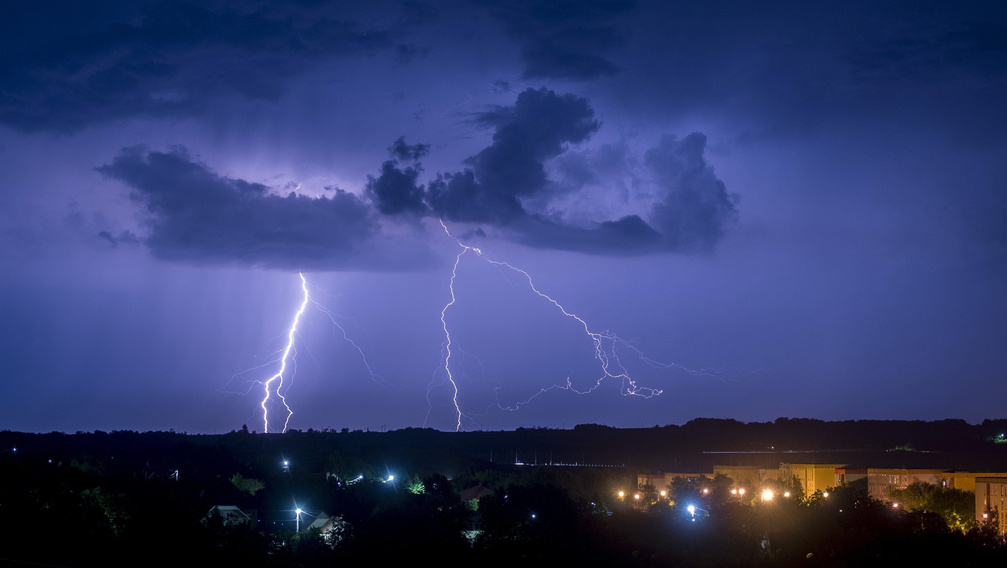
[206,505,254,527]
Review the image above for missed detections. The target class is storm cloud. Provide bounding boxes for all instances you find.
[365,137,430,216]
[423,88,737,255]
[427,87,599,224]
[645,133,739,252]
[97,146,432,271]
[0,1,407,132]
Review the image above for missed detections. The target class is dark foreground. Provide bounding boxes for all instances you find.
[3,422,1007,566]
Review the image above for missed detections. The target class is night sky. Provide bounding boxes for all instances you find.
[2,1,1006,433]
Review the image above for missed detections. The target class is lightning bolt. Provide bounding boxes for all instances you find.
[430,243,469,431]
[433,220,715,431]
[260,272,310,434]
[224,272,381,433]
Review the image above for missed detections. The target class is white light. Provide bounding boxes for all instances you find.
[687,505,696,515]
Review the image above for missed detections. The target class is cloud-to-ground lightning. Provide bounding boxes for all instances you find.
[432,220,714,431]
[225,272,381,433]
[259,273,310,434]
[430,241,468,432]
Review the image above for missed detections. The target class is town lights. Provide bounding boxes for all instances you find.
[761,489,774,501]
[618,491,625,499]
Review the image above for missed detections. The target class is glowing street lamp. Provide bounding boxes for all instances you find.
[295,508,303,532]
[761,489,774,501]
[686,504,707,521]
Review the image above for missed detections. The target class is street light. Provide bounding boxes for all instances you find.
[295,508,303,532]
[686,504,708,521]
[761,489,774,501]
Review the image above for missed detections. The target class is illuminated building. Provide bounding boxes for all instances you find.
[975,477,1007,535]
[778,463,847,496]
[866,469,945,501]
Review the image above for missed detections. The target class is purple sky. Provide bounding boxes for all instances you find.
[1,1,1006,433]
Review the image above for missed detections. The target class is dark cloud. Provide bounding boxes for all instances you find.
[96,146,430,271]
[479,0,634,80]
[388,137,430,162]
[425,88,736,255]
[645,133,739,252]
[0,1,401,132]
[427,87,599,223]
[365,138,430,216]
